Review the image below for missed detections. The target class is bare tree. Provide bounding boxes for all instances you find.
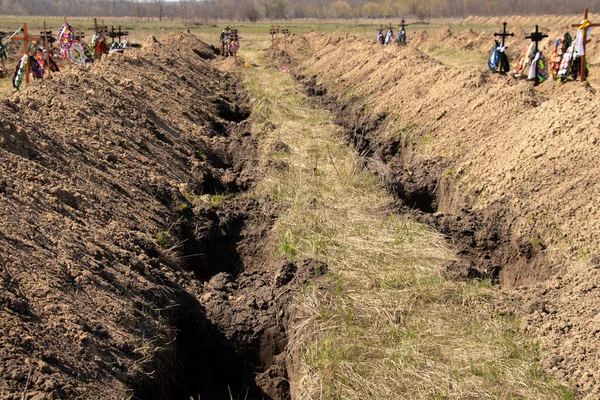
[5,0,600,20]
[150,0,164,21]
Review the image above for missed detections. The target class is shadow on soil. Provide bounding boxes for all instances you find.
[299,74,558,288]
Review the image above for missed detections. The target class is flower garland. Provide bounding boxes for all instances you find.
[29,55,44,80]
[12,55,28,91]
[69,41,87,66]
[58,22,75,60]
[80,40,95,63]
[91,32,107,57]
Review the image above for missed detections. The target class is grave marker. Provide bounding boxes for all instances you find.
[76,26,85,41]
[11,22,41,85]
[88,18,108,59]
[491,22,514,73]
[108,26,130,44]
[230,28,240,59]
[88,18,108,37]
[571,8,600,82]
[398,19,412,45]
[270,24,277,48]
[41,21,53,77]
[0,27,23,75]
[525,25,548,86]
[282,25,290,53]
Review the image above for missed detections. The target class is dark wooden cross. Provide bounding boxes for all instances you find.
[108,26,129,44]
[282,25,290,53]
[494,22,514,48]
[230,28,239,59]
[40,21,54,77]
[118,27,130,42]
[101,20,109,36]
[39,22,56,48]
[77,27,85,40]
[526,25,548,86]
[398,19,411,45]
[11,22,41,85]
[109,26,116,44]
[571,8,600,82]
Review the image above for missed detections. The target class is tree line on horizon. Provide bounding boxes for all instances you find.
[3,0,599,21]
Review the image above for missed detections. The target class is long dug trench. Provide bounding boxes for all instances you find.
[0,28,592,400]
[272,30,600,398]
[153,30,595,399]
[0,33,306,400]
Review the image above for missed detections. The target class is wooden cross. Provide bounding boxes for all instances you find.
[571,8,600,82]
[494,22,514,48]
[39,26,55,47]
[109,26,116,44]
[230,28,239,59]
[88,18,107,35]
[269,24,276,48]
[115,26,129,43]
[398,19,411,45]
[88,18,108,59]
[76,26,85,41]
[41,21,52,77]
[525,25,548,86]
[282,25,290,53]
[11,22,41,85]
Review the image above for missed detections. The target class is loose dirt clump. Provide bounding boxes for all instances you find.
[286,30,600,397]
[201,258,327,399]
[0,32,289,399]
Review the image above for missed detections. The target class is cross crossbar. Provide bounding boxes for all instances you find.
[494,22,514,47]
[88,17,107,34]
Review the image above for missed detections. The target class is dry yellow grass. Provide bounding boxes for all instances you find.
[238,41,574,399]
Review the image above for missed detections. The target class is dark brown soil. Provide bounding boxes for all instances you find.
[298,75,555,286]
[0,33,292,400]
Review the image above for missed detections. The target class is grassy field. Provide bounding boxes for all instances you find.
[0,16,466,42]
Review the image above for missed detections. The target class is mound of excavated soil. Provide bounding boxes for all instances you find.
[0,32,296,400]
[411,15,600,68]
[287,30,600,398]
